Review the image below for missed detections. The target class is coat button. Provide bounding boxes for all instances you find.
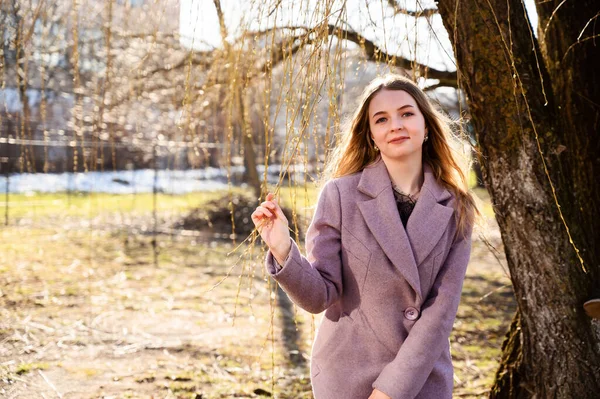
[404,306,419,321]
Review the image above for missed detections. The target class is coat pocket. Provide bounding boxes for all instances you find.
[416,250,445,297]
[342,227,371,264]
[341,227,372,292]
[427,250,445,291]
[356,307,399,357]
[311,314,344,360]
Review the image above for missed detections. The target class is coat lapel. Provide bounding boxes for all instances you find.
[357,156,454,302]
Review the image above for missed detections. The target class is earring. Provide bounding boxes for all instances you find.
[371,136,379,151]
[424,135,429,142]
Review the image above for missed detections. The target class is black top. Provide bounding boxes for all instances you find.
[392,185,418,228]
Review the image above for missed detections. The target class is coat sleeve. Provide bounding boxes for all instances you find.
[372,219,474,399]
[264,179,343,314]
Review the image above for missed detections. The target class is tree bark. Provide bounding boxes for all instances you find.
[240,89,261,199]
[490,310,524,398]
[534,0,600,256]
[434,0,600,397]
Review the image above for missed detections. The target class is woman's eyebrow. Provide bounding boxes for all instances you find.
[371,104,414,119]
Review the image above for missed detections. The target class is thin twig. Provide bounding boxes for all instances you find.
[38,370,63,398]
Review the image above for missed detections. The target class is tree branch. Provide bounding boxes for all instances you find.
[249,24,457,87]
[386,0,438,18]
[326,24,457,87]
[104,19,459,107]
[213,0,229,45]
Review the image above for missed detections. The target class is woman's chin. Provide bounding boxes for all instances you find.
[381,150,421,161]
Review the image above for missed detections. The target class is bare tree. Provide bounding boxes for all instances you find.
[434,0,600,396]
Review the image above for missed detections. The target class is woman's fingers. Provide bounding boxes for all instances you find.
[261,195,284,217]
[268,194,289,223]
[252,208,273,222]
[252,193,287,231]
[260,202,277,217]
[257,205,273,218]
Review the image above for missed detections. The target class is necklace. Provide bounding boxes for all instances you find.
[392,184,421,201]
[392,184,418,228]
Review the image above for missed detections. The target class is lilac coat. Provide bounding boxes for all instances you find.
[265,156,473,399]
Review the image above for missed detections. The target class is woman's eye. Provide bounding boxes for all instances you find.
[375,117,387,124]
[402,112,414,117]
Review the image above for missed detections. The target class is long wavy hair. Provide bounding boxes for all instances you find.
[321,74,482,240]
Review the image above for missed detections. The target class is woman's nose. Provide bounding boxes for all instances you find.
[390,116,403,131]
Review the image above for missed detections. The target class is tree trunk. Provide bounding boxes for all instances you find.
[435,0,600,397]
[13,0,34,173]
[239,89,261,199]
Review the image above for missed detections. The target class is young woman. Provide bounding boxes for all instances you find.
[251,74,481,399]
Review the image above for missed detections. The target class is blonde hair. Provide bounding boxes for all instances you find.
[322,74,482,240]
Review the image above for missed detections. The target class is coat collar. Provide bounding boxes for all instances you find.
[356,156,454,303]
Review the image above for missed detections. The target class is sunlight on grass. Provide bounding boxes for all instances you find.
[0,184,324,222]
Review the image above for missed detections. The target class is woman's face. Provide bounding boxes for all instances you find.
[367,89,428,163]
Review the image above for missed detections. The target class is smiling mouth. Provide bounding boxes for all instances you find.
[389,137,409,143]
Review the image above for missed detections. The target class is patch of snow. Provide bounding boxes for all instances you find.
[0,165,310,194]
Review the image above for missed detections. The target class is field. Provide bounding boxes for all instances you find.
[0,187,514,398]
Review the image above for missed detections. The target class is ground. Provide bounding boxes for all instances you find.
[0,189,514,398]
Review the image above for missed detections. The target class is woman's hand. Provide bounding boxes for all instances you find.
[251,192,291,262]
[368,388,392,399]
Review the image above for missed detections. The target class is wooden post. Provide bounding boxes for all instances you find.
[3,162,8,226]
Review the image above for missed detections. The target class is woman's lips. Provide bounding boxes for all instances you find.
[389,137,409,143]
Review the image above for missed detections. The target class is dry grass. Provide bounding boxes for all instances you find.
[0,189,512,398]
